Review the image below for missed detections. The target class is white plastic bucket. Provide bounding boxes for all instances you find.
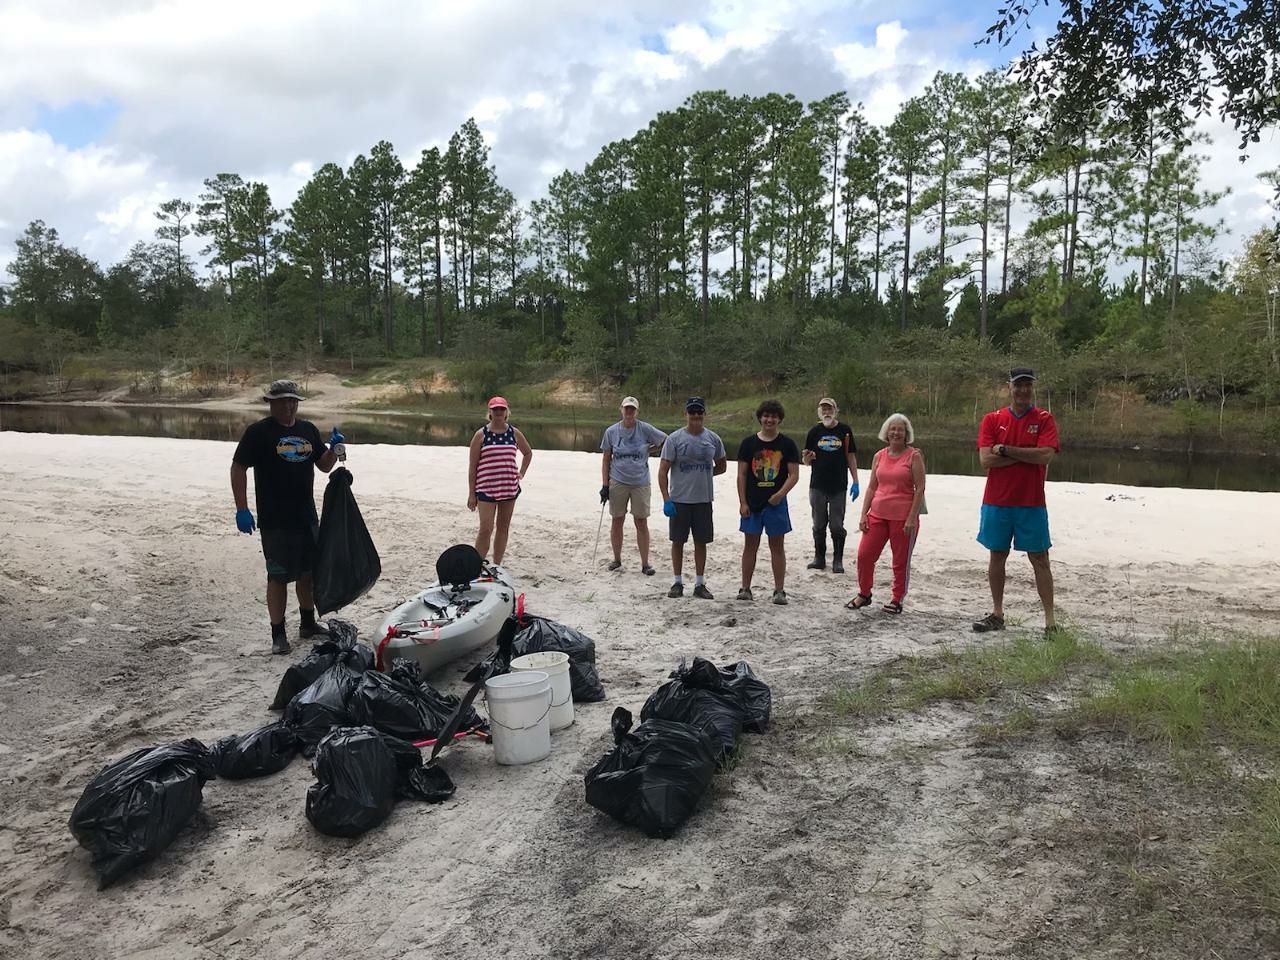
[484,670,552,765]
[510,651,574,731]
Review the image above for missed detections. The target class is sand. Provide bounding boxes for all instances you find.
[2,429,1278,960]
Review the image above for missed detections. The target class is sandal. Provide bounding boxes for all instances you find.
[844,594,872,610]
[882,601,903,614]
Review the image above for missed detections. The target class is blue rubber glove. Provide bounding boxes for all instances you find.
[663,499,677,518]
[235,508,256,534]
[849,481,861,503]
[329,426,347,461]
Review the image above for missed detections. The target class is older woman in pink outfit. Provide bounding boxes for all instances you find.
[845,413,926,614]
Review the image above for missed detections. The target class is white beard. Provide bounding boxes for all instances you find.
[820,415,837,428]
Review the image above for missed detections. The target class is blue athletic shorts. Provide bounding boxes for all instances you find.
[740,500,792,537]
[977,504,1051,553]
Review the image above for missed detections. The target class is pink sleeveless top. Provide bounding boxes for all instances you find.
[868,446,919,521]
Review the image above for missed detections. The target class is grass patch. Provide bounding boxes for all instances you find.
[824,626,1109,717]
[1075,636,1280,751]
[973,704,1039,743]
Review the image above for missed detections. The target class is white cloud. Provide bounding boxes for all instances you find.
[0,0,1273,286]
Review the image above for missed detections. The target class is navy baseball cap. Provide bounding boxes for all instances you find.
[1009,367,1036,382]
[685,397,706,413]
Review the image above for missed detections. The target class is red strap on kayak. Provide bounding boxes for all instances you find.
[516,592,525,622]
[375,626,396,672]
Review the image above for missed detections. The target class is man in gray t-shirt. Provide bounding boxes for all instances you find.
[599,396,668,575]
[657,397,727,599]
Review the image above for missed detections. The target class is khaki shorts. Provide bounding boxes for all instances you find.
[608,481,652,519]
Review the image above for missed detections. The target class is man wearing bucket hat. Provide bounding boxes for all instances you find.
[801,397,859,573]
[599,396,668,575]
[231,379,345,654]
[658,397,727,599]
[972,367,1061,638]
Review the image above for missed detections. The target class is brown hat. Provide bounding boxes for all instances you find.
[818,397,837,409]
[263,379,304,401]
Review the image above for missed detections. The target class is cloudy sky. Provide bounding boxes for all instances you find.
[1,0,1275,284]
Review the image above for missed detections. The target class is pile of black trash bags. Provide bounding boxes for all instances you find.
[584,657,770,839]
[68,620,477,888]
[466,613,606,702]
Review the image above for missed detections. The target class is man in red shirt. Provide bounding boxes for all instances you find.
[972,368,1061,636]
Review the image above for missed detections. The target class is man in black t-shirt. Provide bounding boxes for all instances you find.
[802,397,859,573]
[231,379,343,654]
[736,399,801,605]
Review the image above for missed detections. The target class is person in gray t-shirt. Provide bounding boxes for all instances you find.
[657,397,727,599]
[599,396,668,575]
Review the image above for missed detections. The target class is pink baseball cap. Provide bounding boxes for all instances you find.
[487,396,509,409]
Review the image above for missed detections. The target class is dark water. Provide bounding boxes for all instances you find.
[2,402,1276,492]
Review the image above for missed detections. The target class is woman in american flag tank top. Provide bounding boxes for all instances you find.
[467,396,533,565]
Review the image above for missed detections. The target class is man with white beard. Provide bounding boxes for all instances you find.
[801,398,860,573]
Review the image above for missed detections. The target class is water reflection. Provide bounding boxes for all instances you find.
[1,402,1275,493]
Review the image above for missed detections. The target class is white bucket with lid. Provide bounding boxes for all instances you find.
[510,651,574,730]
[483,670,552,765]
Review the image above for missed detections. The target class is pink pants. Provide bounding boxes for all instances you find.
[857,514,919,603]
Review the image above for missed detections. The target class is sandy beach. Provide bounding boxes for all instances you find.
[2,429,1278,960]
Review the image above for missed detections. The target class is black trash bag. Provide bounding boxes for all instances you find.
[640,670,746,764]
[284,663,365,756]
[584,708,718,839]
[718,660,771,734]
[466,614,606,702]
[211,722,298,779]
[68,739,215,888]
[269,619,372,710]
[670,657,772,735]
[313,467,381,615]
[348,657,485,743]
[305,727,454,837]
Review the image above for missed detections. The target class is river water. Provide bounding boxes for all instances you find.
[1,402,1275,492]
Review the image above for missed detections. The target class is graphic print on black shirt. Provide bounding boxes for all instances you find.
[738,433,800,512]
[804,422,856,493]
[232,417,326,529]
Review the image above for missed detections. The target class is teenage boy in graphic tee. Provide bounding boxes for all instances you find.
[971,367,1061,637]
[231,379,343,655]
[802,397,859,573]
[737,399,801,605]
[598,396,668,575]
[658,397,727,600]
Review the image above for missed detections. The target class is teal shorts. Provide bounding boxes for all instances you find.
[977,504,1051,554]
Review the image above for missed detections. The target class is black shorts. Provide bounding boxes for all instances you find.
[669,502,714,545]
[476,489,520,503]
[261,525,319,583]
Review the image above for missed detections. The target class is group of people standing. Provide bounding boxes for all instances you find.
[230,369,1060,654]
[596,369,1060,635]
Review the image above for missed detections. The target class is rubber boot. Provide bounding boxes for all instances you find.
[831,531,846,574]
[806,532,826,570]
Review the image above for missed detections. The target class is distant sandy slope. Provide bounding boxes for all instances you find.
[2,432,1278,959]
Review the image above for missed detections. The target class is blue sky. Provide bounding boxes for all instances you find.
[0,0,1274,284]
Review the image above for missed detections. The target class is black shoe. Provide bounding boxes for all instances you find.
[692,584,714,600]
[831,532,847,574]
[641,565,656,576]
[299,621,331,639]
[668,582,684,598]
[271,635,292,655]
[606,559,623,571]
[831,558,845,573]
[806,557,826,570]
[972,613,1006,633]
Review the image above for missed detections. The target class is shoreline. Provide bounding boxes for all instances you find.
[2,392,1274,461]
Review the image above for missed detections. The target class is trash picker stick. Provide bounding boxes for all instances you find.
[591,500,606,565]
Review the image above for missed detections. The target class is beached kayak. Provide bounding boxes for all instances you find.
[375,566,517,674]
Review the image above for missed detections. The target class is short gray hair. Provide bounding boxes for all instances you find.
[877,413,914,443]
